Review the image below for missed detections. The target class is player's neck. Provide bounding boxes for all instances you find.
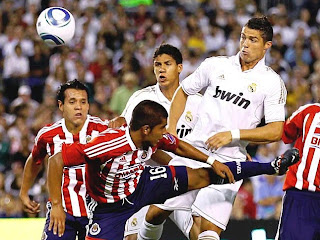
[129,129,142,149]
[240,58,261,71]
[65,121,84,135]
[160,81,179,101]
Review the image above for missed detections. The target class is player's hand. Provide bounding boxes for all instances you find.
[48,204,65,237]
[211,161,235,183]
[20,194,41,214]
[205,131,232,151]
[108,116,126,128]
[246,153,252,162]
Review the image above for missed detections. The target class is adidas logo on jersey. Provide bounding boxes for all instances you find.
[218,74,225,80]
[213,86,251,109]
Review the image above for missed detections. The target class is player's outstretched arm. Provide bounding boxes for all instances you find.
[167,86,188,136]
[19,154,42,214]
[205,121,283,150]
[47,152,66,237]
[174,138,235,183]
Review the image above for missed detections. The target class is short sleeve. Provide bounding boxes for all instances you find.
[181,58,211,95]
[157,133,180,152]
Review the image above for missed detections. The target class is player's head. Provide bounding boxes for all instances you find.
[153,44,183,90]
[130,100,168,148]
[57,79,90,128]
[239,16,273,67]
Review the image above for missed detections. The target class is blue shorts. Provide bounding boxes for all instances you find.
[86,165,188,240]
[276,189,320,240]
[43,202,88,240]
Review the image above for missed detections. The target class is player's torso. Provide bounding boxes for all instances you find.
[35,116,108,216]
[284,104,320,192]
[186,56,280,161]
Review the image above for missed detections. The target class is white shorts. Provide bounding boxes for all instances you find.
[192,180,242,230]
[124,206,149,237]
[123,206,194,238]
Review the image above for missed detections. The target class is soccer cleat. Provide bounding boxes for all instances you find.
[271,148,300,175]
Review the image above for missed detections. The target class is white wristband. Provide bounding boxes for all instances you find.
[206,156,215,165]
[231,129,240,140]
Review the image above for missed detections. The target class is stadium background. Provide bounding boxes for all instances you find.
[0,0,319,239]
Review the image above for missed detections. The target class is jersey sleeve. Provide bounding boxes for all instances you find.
[32,134,49,165]
[62,143,86,166]
[120,90,143,124]
[156,133,180,152]
[282,107,305,144]
[264,75,287,123]
[181,58,211,95]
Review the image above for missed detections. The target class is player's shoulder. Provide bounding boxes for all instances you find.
[186,93,202,104]
[35,119,63,143]
[131,85,157,98]
[203,55,231,65]
[88,115,109,126]
[297,103,320,114]
[262,66,282,79]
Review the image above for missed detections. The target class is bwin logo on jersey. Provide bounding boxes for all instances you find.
[213,86,251,109]
[177,125,192,138]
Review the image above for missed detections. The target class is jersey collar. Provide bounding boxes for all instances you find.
[234,52,266,72]
[155,83,171,105]
[125,126,137,151]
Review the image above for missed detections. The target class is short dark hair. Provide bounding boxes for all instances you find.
[130,100,168,131]
[153,44,183,64]
[57,79,89,104]
[245,16,273,42]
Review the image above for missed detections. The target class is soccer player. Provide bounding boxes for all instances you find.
[47,100,299,240]
[110,44,202,240]
[276,104,320,240]
[19,79,109,240]
[141,16,288,240]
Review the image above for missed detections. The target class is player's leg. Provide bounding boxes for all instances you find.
[169,210,200,240]
[191,182,242,240]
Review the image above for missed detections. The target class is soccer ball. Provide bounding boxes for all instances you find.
[36,7,75,47]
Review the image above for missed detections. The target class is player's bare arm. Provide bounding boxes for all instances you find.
[151,149,173,165]
[205,121,284,150]
[174,138,235,183]
[47,152,66,237]
[167,86,188,136]
[19,154,42,214]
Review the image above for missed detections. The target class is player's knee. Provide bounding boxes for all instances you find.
[198,230,220,240]
[145,205,171,225]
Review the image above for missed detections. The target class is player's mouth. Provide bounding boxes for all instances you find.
[158,75,167,82]
[75,113,83,118]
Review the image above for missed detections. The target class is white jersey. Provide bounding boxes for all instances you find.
[181,53,287,162]
[121,83,202,139]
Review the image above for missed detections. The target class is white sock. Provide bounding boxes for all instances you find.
[137,219,164,240]
[198,230,220,240]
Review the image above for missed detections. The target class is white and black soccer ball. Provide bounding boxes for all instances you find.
[36,7,75,47]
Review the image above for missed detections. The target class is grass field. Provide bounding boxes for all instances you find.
[0,218,45,240]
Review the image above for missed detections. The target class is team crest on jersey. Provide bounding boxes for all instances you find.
[41,232,47,240]
[164,133,176,144]
[185,111,193,122]
[248,83,257,92]
[131,217,138,227]
[86,135,92,143]
[89,223,101,235]
[140,151,148,159]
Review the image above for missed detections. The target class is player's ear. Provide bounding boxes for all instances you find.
[264,41,272,51]
[141,125,151,135]
[177,63,183,74]
[58,100,63,111]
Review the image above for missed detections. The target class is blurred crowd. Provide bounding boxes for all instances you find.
[0,0,319,220]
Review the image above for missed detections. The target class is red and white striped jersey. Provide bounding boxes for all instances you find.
[61,126,179,204]
[32,115,109,216]
[282,103,320,192]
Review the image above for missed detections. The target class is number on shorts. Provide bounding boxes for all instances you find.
[149,166,168,180]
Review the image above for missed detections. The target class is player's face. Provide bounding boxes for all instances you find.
[59,89,89,128]
[153,54,182,90]
[239,27,272,69]
[145,118,167,147]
